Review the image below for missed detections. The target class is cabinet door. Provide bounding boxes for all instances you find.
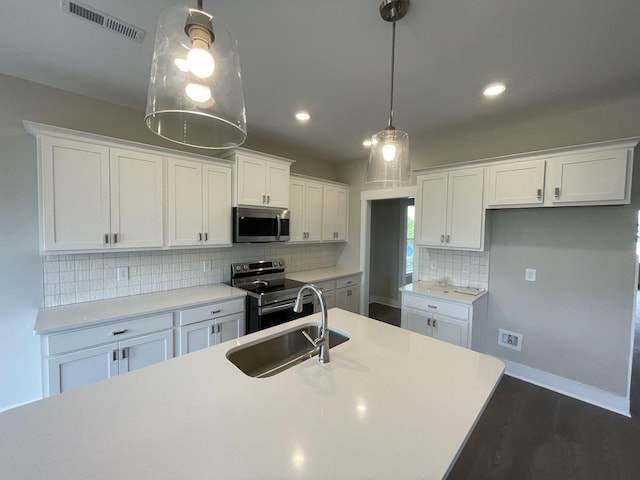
[416,173,447,246]
[119,330,174,373]
[305,182,324,241]
[217,312,244,344]
[432,315,469,348]
[40,137,111,251]
[265,160,290,208]
[314,290,336,312]
[179,320,216,355]
[486,159,545,207]
[289,180,306,242]
[109,148,164,249]
[547,149,629,204]
[401,308,432,336]
[323,185,348,241]
[446,168,484,249]
[336,286,359,313]
[203,164,232,245]
[47,343,118,395]
[333,187,348,241]
[236,155,267,206]
[167,158,203,246]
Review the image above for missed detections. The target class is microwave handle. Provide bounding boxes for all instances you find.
[276,214,281,240]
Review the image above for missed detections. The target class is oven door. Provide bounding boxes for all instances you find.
[247,296,313,334]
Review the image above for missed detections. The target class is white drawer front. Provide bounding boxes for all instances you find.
[178,298,245,326]
[47,313,174,356]
[311,280,336,293]
[402,294,469,320]
[336,275,361,289]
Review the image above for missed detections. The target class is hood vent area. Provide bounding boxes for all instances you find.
[61,0,145,43]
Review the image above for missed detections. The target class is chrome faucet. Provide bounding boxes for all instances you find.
[294,284,330,364]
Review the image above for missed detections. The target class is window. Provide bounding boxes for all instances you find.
[406,205,414,274]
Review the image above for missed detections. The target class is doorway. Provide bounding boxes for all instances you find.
[359,186,417,317]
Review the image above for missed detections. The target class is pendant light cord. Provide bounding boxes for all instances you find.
[387,13,397,130]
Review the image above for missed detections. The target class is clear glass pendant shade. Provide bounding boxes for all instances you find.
[145,5,247,149]
[365,129,410,186]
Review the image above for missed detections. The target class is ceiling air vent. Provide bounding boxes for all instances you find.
[61,0,145,43]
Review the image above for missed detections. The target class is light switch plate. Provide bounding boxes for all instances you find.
[525,268,536,282]
[116,267,129,281]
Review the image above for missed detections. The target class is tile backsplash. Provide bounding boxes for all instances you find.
[418,248,490,289]
[43,243,340,307]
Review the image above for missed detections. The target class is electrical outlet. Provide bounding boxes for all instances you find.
[116,267,129,281]
[462,263,470,274]
[202,260,212,272]
[525,268,536,282]
[430,260,437,270]
[498,328,523,351]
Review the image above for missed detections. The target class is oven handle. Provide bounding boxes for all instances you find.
[259,297,312,315]
[276,214,281,241]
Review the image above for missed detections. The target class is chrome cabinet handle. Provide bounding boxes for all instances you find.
[112,233,118,244]
[105,234,110,244]
[262,194,266,204]
[427,318,431,327]
[204,232,208,241]
[440,234,444,243]
[537,188,542,200]
[112,350,118,361]
[433,319,437,328]
[445,234,450,243]
[111,329,128,336]
[211,324,220,334]
[267,195,270,204]
[210,309,221,315]
[427,305,437,309]
[554,187,560,199]
[198,232,202,241]
[121,347,129,359]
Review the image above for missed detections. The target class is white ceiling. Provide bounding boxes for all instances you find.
[1,0,640,162]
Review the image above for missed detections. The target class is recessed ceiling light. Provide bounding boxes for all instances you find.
[295,111,311,122]
[483,83,506,97]
[362,139,372,147]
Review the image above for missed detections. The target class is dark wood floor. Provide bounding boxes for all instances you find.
[367,301,640,479]
[448,314,640,479]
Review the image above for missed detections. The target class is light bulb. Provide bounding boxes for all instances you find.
[382,143,397,161]
[187,47,215,79]
[185,83,212,103]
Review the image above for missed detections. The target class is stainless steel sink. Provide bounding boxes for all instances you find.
[226,323,350,378]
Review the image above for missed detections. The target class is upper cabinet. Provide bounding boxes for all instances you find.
[39,136,164,251]
[486,159,546,208]
[229,150,292,208]
[322,185,349,241]
[485,142,635,209]
[166,157,231,247]
[289,177,323,242]
[416,167,486,251]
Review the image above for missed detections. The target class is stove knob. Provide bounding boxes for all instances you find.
[243,264,249,271]
[235,265,241,271]
[279,260,284,266]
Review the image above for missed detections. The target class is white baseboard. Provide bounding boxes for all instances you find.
[501,358,630,417]
[369,296,400,308]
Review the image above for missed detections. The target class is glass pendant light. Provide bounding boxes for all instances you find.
[365,0,411,187]
[145,0,247,149]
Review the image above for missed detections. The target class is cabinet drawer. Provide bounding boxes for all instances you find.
[402,294,469,321]
[46,313,174,356]
[312,280,336,293]
[178,298,245,326]
[336,275,361,289]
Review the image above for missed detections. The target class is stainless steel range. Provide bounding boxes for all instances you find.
[230,259,313,334]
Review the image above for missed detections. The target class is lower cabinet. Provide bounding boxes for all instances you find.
[177,298,245,355]
[311,275,361,314]
[400,292,486,349]
[43,313,174,396]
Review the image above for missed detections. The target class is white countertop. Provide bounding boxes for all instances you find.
[400,281,488,305]
[287,267,361,283]
[3,309,504,479]
[35,285,247,334]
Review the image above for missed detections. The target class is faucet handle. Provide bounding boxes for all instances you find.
[302,329,325,348]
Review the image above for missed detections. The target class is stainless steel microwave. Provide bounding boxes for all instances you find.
[232,207,290,243]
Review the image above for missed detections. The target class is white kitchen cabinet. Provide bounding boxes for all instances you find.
[43,313,174,396]
[400,288,488,350]
[177,298,245,355]
[416,167,485,250]
[335,275,361,314]
[312,280,337,313]
[166,157,231,247]
[545,148,630,205]
[322,185,349,241]
[233,151,291,208]
[486,159,546,207]
[289,178,323,242]
[39,137,164,251]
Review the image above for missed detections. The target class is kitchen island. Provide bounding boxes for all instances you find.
[0,309,503,479]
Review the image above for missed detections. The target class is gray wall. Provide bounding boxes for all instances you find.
[0,73,338,411]
[370,199,403,304]
[486,206,637,395]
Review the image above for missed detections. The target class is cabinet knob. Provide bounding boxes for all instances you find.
[537,188,542,200]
